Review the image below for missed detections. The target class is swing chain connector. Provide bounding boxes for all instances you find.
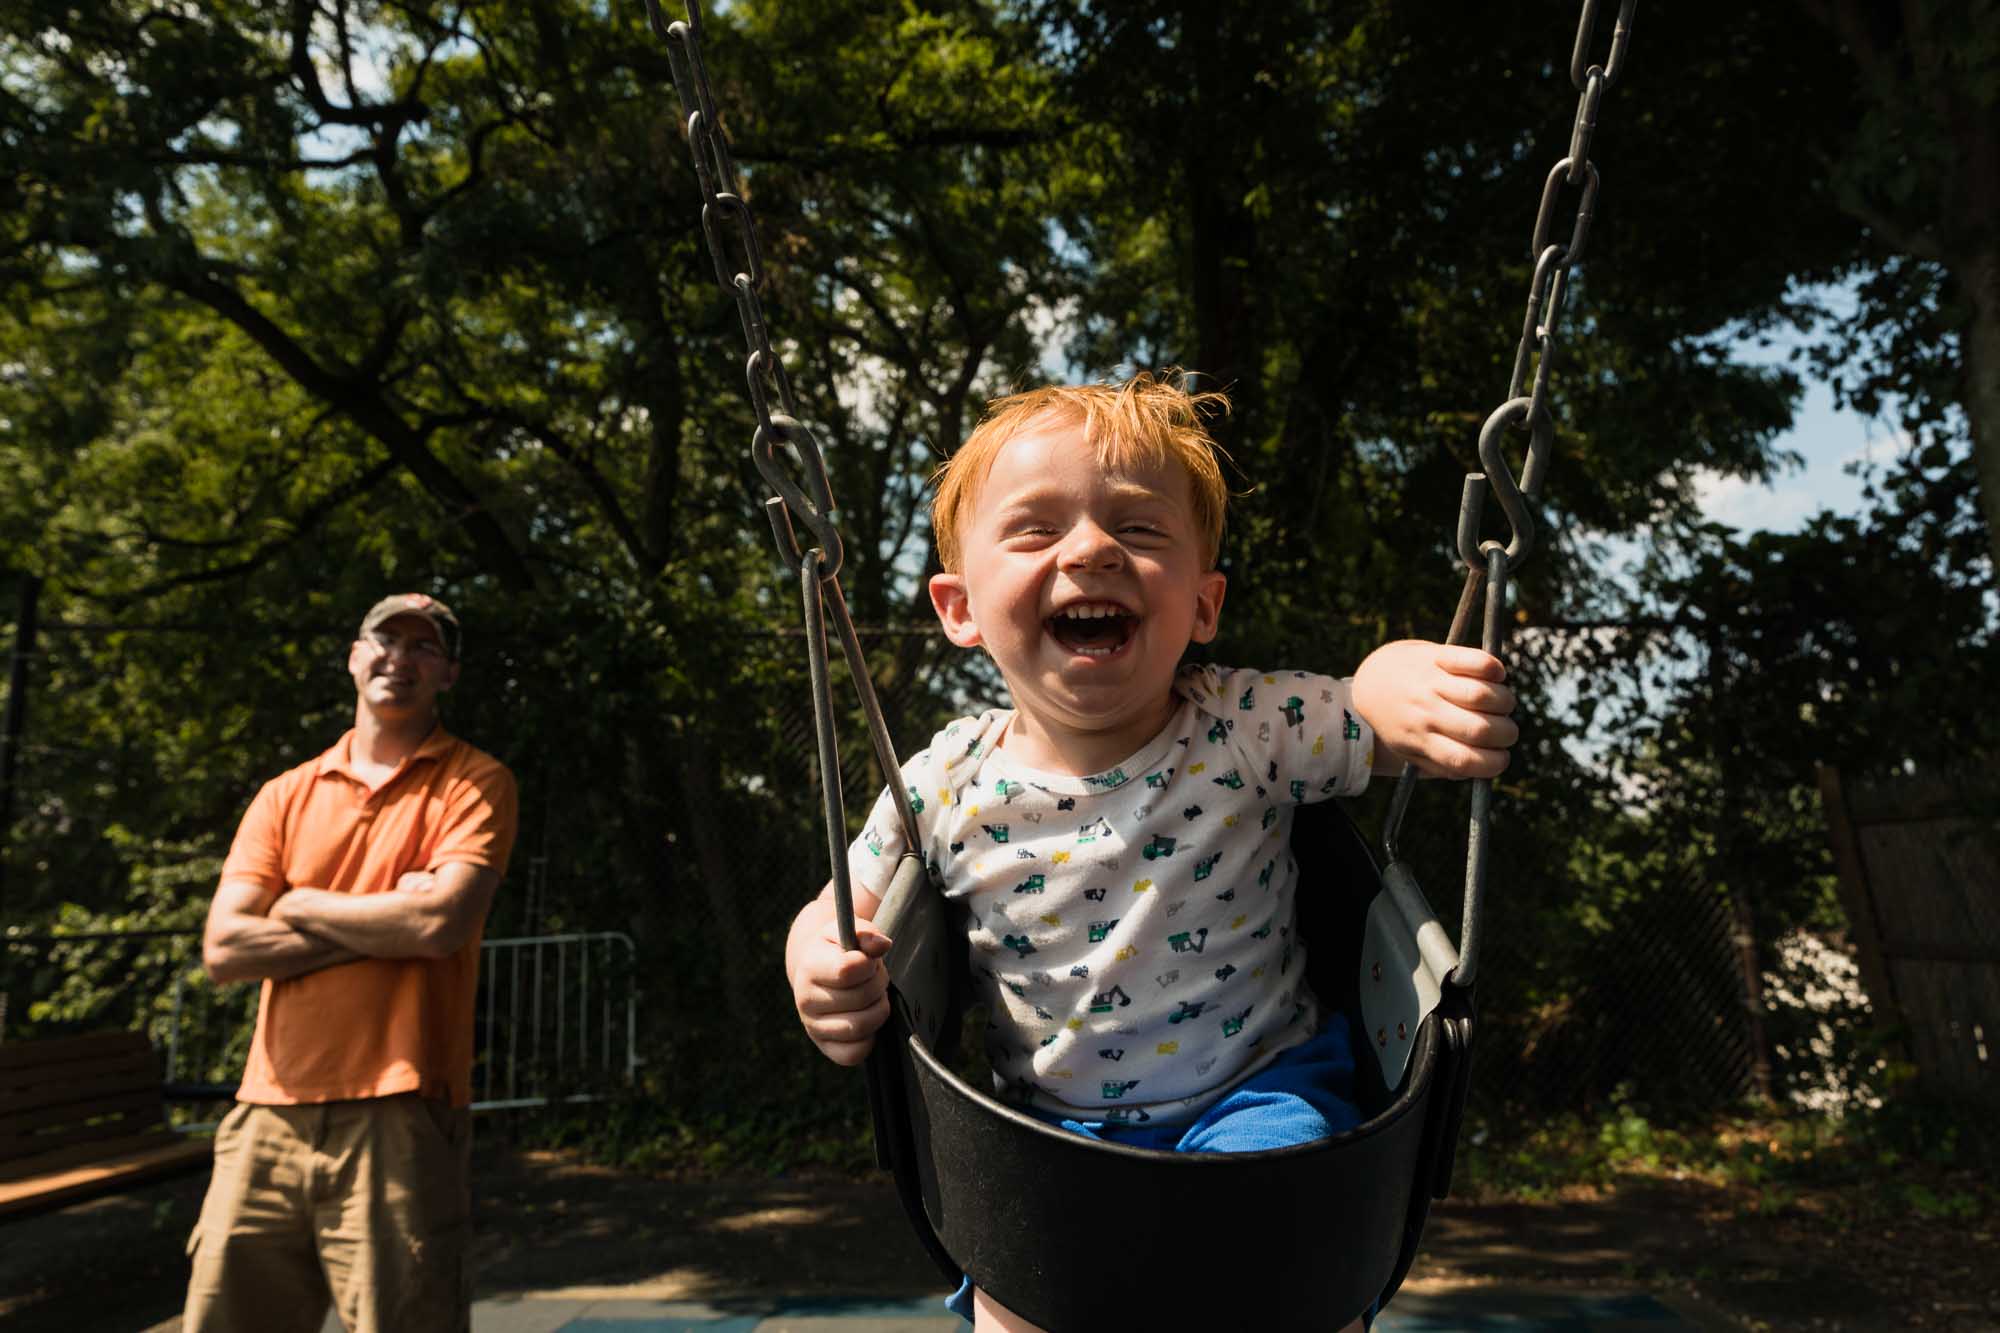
[1388,1,1637,983]
[651,1,924,947]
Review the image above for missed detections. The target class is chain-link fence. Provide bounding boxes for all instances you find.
[611,628,1763,1129]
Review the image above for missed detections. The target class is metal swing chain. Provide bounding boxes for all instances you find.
[646,0,922,951]
[1382,0,1637,991]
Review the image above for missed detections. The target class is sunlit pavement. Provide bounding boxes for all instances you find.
[462,1286,1715,1331]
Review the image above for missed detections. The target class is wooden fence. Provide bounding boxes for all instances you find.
[1819,767,2000,1105]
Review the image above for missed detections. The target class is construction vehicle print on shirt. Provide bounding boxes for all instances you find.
[1141,834,1177,860]
[906,786,925,815]
[1258,860,1276,889]
[1212,769,1245,790]
[1002,934,1037,958]
[1221,1005,1254,1038]
[1076,816,1114,844]
[1343,709,1362,740]
[1014,874,1046,895]
[994,778,1025,804]
[1251,919,1274,940]
[1155,969,1180,989]
[1102,1079,1141,1099]
[1070,964,1090,978]
[1168,999,1210,1025]
[1183,804,1204,821]
[1085,886,1108,903]
[983,823,1010,844]
[1257,720,1272,745]
[1192,853,1220,881]
[1168,927,1209,955]
[1280,696,1306,729]
[1144,768,1174,789]
[1290,779,1308,802]
[1262,807,1279,831]
[1214,963,1238,982]
[1207,718,1232,745]
[1104,1105,1151,1124]
[1239,686,1256,711]
[1099,1047,1126,1062]
[1215,886,1236,902]
[864,829,886,857]
[1089,984,1132,1013]
[1031,970,1056,988]
[1057,796,1076,810]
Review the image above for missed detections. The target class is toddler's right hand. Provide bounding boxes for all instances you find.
[790,919,893,1067]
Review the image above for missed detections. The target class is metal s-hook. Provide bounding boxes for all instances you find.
[1458,397,1553,570]
[753,413,846,582]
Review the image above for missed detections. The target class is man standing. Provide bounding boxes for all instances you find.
[185,594,518,1333]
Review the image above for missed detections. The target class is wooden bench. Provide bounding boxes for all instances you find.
[0,1030,212,1221]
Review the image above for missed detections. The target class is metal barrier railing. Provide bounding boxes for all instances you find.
[472,931,641,1111]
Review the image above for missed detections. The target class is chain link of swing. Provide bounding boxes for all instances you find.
[647,0,919,954]
[649,0,1638,974]
[1386,0,1638,990]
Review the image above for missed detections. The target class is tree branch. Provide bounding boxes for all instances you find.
[98,457,400,610]
[164,258,537,589]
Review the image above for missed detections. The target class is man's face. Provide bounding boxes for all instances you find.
[347,613,459,718]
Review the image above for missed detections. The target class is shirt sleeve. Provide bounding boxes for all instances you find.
[845,745,937,905]
[430,758,520,879]
[219,777,288,893]
[1179,664,1374,803]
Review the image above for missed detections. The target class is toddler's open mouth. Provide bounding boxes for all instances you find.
[1047,604,1137,657]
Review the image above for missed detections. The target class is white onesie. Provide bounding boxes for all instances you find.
[848,663,1375,1124]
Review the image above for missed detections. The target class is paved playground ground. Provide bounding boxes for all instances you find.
[457,1288,1707,1331]
[5,1138,1966,1332]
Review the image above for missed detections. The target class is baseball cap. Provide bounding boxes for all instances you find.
[358,593,462,660]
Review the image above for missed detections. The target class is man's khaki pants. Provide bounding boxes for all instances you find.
[183,1095,473,1333]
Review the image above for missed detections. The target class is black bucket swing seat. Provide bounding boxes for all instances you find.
[861,797,1475,1332]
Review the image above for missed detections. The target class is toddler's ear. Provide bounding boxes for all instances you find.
[929,572,984,648]
[1190,569,1227,645]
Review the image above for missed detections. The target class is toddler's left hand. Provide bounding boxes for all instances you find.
[1351,640,1519,779]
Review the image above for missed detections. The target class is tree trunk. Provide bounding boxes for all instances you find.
[667,731,760,1032]
[0,574,42,917]
[1960,247,2000,577]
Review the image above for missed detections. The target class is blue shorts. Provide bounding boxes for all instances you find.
[945,1016,1362,1321]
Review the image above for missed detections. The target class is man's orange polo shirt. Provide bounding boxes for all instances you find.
[221,727,518,1108]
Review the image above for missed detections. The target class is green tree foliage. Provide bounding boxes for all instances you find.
[0,0,1986,1121]
[1793,0,2000,574]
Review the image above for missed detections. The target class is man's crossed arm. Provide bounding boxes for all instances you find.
[202,863,501,984]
